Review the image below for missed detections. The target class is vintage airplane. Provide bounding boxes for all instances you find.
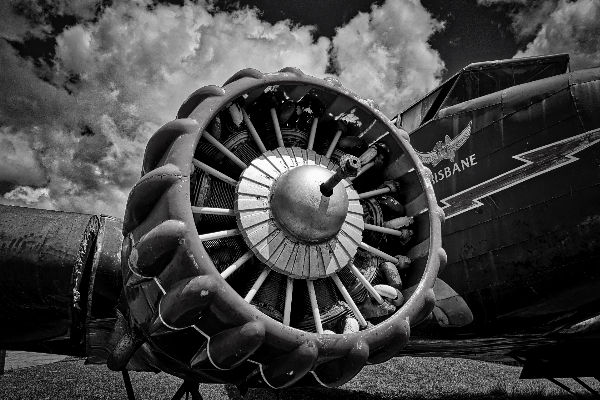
[1,53,599,398]
[394,53,600,390]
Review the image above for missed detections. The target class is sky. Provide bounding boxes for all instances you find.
[0,0,599,217]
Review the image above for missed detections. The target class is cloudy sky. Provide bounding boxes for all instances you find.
[1,0,599,217]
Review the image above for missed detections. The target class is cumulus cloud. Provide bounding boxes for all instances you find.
[0,0,444,216]
[3,186,53,209]
[0,0,330,215]
[331,0,445,116]
[479,0,600,70]
[514,0,600,69]
[0,130,47,187]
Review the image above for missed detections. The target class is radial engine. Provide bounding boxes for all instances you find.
[107,67,446,388]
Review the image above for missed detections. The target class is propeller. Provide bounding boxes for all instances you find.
[109,67,445,388]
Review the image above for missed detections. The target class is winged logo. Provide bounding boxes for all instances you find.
[416,121,472,167]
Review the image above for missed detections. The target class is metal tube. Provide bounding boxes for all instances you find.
[221,250,254,279]
[270,108,285,148]
[307,117,318,150]
[358,242,399,264]
[122,371,136,400]
[192,159,238,186]
[348,161,374,182]
[191,207,235,216]
[332,274,367,327]
[283,277,294,326]
[242,108,267,153]
[325,129,343,158]
[198,229,240,241]
[244,268,270,303]
[358,187,390,199]
[320,155,361,197]
[202,132,247,170]
[307,280,324,334]
[363,223,412,238]
[348,263,384,304]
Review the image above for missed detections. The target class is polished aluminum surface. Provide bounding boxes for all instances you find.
[235,147,364,279]
[271,164,348,243]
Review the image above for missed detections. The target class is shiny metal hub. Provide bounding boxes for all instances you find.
[271,165,348,243]
[235,147,364,279]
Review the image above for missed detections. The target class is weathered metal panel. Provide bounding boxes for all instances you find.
[409,66,600,341]
[400,53,569,130]
[87,215,123,320]
[85,215,123,364]
[0,205,99,345]
[570,67,600,131]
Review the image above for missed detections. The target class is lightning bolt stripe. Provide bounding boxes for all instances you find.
[442,127,600,219]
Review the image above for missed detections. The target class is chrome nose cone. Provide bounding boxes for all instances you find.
[271,165,348,243]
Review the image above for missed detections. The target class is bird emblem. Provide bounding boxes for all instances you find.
[415,121,472,167]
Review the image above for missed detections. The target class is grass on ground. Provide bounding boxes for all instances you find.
[1,355,597,399]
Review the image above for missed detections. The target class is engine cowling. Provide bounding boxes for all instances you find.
[111,67,445,389]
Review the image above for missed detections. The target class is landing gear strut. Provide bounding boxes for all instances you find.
[170,380,203,400]
[122,371,136,400]
[121,371,204,400]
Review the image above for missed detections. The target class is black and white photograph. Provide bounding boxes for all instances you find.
[1,1,600,398]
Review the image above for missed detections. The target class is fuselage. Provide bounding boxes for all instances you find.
[402,57,600,363]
